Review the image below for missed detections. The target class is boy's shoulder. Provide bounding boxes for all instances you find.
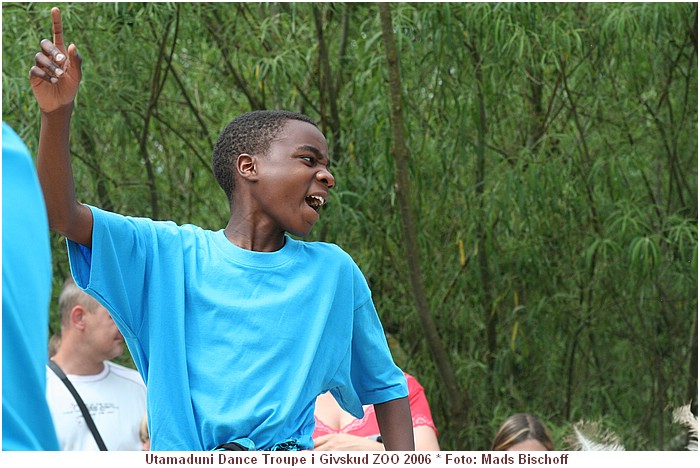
[294,237,354,260]
[90,205,213,236]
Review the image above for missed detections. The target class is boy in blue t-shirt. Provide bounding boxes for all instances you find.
[30,7,414,451]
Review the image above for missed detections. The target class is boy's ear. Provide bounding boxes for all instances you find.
[236,154,259,181]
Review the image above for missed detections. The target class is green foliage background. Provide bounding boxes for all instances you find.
[2,2,697,450]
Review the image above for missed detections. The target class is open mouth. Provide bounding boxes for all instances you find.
[305,195,326,212]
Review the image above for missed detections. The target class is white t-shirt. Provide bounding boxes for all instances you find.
[46,360,147,450]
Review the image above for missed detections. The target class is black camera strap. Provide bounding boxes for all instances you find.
[47,359,108,451]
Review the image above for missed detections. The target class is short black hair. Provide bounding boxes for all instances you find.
[212,110,318,201]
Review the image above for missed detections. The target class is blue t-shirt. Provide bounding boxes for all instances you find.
[2,122,60,450]
[67,206,407,450]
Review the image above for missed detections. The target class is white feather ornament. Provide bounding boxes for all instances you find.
[672,404,698,451]
[566,420,626,451]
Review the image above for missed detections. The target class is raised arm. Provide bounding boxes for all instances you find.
[374,396,415,451]
[29,7,93,247]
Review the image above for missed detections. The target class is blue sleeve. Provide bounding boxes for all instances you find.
[67,206,192,384]
[68,206,147,335]
[348,268,408,405]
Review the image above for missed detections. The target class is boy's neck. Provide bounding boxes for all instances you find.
[224,223,286,252]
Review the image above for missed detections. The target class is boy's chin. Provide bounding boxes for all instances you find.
[286,224,315,238]
[287,229,313,238]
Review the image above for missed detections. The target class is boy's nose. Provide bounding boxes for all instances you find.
[318,168,335,189]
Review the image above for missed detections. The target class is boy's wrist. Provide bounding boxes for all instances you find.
[41,102,75,120]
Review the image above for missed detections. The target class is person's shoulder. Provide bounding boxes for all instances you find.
[296,238,353,261]
[2,122,30,158]
[91,206,211,237]
[299,240,366,274]
[2,122,37,179]
[105,361,146,388]
[153,218,211,239]
[45,365,60,384]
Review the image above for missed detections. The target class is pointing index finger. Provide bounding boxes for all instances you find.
[52,7,65,50]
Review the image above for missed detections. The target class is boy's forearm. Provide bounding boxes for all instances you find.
[375,397,415,451]
[37,103,93,246]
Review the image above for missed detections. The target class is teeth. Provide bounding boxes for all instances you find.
[310,196,325,206]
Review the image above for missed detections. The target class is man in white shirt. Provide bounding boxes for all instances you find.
[46,278,146,450]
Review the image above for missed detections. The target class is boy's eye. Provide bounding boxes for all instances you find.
[301,156,315,164]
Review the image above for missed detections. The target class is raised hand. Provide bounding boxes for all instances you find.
[29,7,82,113]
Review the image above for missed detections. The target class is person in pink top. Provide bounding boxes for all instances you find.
[313,373,440,450]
